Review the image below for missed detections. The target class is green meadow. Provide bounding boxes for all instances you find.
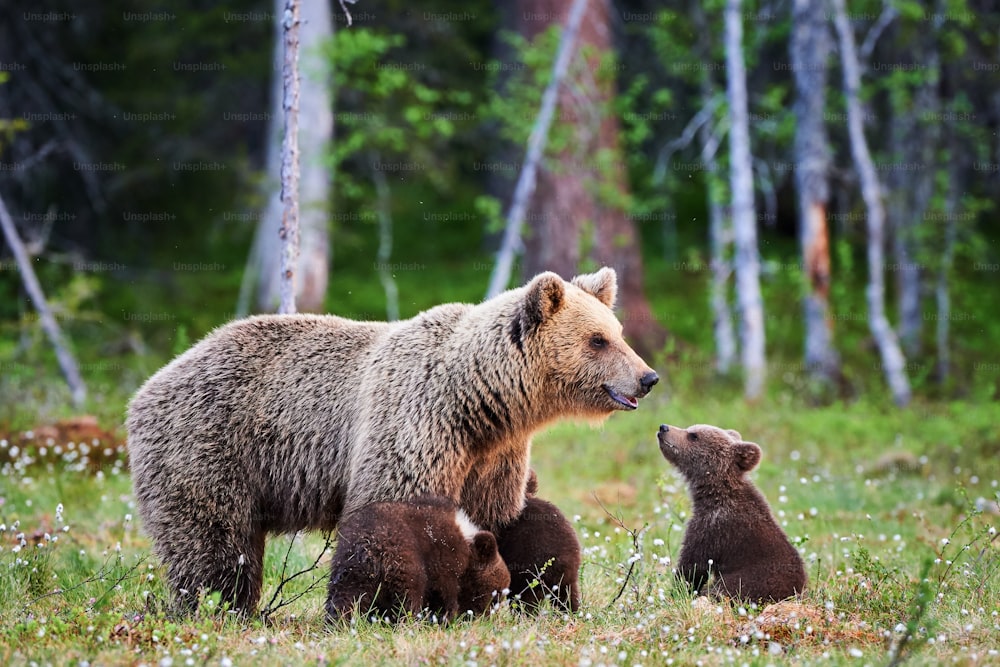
[2,375,997,666]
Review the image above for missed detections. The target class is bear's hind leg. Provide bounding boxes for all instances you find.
[152,500,266,615]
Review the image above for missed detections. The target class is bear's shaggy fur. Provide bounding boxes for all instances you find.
[127,268,657,612]
[496,470,581,612]
[657,424,806,603]
[325,495,509,623]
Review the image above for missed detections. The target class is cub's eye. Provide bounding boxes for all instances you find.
[687,432,699,442]
[589,334,608,350]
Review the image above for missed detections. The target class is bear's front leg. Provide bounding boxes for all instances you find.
[459,447,530,531]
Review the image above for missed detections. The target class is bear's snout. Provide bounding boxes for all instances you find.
[659,424,669,433]
[638,371,659,396]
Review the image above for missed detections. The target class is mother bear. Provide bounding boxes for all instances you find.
[126,268,657,613]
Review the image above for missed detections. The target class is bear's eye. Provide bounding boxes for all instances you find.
[589,334,608,350]
[687,432,699,442]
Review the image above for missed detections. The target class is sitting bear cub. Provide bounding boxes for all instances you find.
[495,470,582,612]
[326,495,510,623]
[657,424,806,603]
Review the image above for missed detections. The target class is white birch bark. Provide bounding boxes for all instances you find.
[699,96,736,374]
[277,0,302,315]
[0,195,86,406]
[792,0,839,383]
[725,0,766,399]
[372,160,399,321]
[832,0,911,406]
[239,0,331,315]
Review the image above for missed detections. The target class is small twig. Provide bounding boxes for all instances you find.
[859,2,898,62]
[24,553,149,611]
[261,532,334,620]
[652,94,721,185]
[592,493,648,607]
[338,0,356,27]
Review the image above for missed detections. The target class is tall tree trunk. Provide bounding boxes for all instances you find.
[240,0,331,315]
[704,127,736,374]
[698,87,736,373]
[897,34,942,356]
[886,108,926,358]
[934,168,957,386]
[511,0,666,357]
[486,0,588,299]
[277,0,302,315]
[791,0,839,384]
[372,157,400,321]
[0,195,86,406]
[515,0,588,283]
[725,0,766,399]
[691,2,735,373]
[832,0,911,406]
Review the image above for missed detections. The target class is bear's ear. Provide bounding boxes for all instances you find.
[525,468,539,496]
[726,429,742,441]
[471,531,500,563]
[527,271,566,319]
[571,267,617,309]
[513,272,565,345]
[733,442,762,472]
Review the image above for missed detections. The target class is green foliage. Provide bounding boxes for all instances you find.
[323,28,471,202]
[0,73,28,151]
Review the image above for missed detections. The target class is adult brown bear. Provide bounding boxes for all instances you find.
[127,268,657,613]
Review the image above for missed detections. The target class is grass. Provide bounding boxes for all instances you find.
[1,376,998,666]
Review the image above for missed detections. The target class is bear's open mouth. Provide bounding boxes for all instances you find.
[603,385,638,410]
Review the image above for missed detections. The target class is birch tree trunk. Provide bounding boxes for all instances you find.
[895,27,942,356]
[0,195,86,406]
[791,0,839,384]
[277,0,302,315]
[372,158,400,321]
[725,0,766,399]
[699,91,736,373]
[934,172,957,385]
[691,2,735,373]
[240,0,331,315]
[832,0,911,406]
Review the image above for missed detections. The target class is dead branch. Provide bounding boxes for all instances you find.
[0,193,86,406]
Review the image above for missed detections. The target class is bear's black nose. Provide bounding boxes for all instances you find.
[659,424,669,433]
[640,372,659,391]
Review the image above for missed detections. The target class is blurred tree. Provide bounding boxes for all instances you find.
[692,4,736,374]
[507,0,665,356]
[0,193,85,405]
[486,0,588,301]
[242,0,332,314]
[791,0,839,386]
[832,0,911,406]
[725,0,766,399]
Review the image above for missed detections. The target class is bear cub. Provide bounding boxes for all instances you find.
[326,495,510,623]
[495,470,582,612]
[657,424,806,603]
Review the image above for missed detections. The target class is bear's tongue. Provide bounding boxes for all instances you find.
[604,385,638,410]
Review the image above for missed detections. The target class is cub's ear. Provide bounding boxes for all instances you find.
[571,267,617,308]
[726,429,742,441]
[471,531,500,563]
[733,442,762,472]
[525,468,539,496]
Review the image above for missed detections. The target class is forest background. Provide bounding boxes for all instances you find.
[0,0,998,665]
